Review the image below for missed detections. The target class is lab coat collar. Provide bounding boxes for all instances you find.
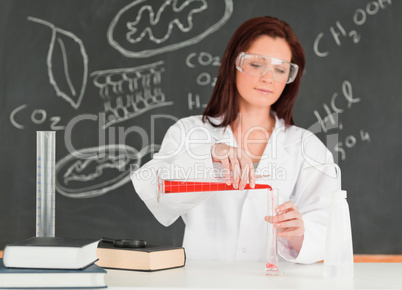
[204,116,233,145]
[205,113,290,171]
[257,114,289,176]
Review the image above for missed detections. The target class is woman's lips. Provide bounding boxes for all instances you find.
[255,88,273,95]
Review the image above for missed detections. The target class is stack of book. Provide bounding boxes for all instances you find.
[96,239,186,272]
[0,237,106,289]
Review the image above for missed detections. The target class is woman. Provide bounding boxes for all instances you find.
[132,16,340,264]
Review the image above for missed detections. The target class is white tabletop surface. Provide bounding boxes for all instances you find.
[105,261,402,289]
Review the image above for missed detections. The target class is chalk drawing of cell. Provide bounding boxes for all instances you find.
[91,61,172,128]
[108,0,233,58]
[56,144,159,198]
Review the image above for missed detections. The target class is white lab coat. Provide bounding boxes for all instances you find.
[131,114,340,264]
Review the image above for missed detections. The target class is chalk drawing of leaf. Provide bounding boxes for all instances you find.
[27,17,88,109]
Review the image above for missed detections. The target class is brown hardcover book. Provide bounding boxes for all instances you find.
[96,242,186,271]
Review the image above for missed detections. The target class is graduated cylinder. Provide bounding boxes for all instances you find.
[36,131,56,237]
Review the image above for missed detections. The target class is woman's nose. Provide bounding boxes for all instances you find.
[261,68,275,83]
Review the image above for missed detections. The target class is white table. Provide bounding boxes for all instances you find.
[105,261,402,289]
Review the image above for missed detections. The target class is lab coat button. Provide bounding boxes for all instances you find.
[242,248,247,253]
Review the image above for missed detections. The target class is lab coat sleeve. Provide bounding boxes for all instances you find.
[131,118,217,227]
[278,133,341,264]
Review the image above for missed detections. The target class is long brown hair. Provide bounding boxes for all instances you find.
[202,16,305,127]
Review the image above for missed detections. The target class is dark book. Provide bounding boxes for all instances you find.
[0,258,106,289]
[96,241,186,271]
[3,237,100,269]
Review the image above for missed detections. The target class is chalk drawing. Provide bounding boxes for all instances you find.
[27,17,88,109]
[107,0,233,58]
[56,143,159,198]
[91,61,172,128]
[313,0,392,57]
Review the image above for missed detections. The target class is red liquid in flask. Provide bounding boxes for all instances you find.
[265,263,278,270]
[162,180,271,193]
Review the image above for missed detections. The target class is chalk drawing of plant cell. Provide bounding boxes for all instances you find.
[56,144,159,198]
[27,17,88,109]
[91,61,172,128]
[108,0,233,58]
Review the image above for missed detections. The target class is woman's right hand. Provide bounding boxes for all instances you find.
[211,143,256,190]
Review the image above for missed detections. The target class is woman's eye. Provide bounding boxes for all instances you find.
[249,62,263,68]
[275,67,287,74]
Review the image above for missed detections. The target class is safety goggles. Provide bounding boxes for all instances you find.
[235,52,299,84]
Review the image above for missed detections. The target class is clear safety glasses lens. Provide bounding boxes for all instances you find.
[235,52,299,84]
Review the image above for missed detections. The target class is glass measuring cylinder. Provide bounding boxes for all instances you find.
[156,174,272,202]
[36,131,56,237]
[265,188,279,275]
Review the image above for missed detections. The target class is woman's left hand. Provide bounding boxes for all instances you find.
[265,201,305,251]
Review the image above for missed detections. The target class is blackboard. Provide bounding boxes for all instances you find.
[1,0,401,254]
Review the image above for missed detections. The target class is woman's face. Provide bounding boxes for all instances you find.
[236,35,292,112]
